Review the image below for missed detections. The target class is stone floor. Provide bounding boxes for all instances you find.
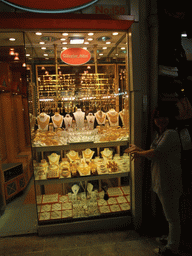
[0,229,191,256]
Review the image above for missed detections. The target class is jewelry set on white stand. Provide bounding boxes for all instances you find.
[37,113,50,131]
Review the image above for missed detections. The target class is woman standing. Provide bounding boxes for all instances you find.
[125,105,183,256]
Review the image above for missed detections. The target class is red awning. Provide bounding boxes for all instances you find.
[0,13,134,30]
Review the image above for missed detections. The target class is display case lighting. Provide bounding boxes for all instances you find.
[9,38,15,41]
[36,32,42,35]
[70,38,84,44]
[9,48,15,55]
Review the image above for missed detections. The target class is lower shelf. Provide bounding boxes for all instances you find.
[38,214,132,236]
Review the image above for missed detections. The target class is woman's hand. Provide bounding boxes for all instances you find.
[124,144,143,154]
[124,144,143,161]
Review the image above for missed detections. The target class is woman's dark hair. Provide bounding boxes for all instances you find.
[152,102,179,133]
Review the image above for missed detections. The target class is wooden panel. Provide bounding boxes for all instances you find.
[0,63,11,90]
[22,97,31,146]
[0,93,20,160]
[12,95,27,152]
[0,98,7,162]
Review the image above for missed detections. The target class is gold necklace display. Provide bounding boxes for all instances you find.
[107,111,118,124]
[95,112,106,124]
[37,115,50,130]
[48,153,60,166]
[66,150,80,162]
[82,149,95,160]
[52,115,63,127]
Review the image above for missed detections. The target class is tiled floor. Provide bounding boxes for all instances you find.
[0,229,191,256]
[0,179,37,237]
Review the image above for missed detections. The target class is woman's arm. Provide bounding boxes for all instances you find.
[134,149,155,159]
[125,144,155,160]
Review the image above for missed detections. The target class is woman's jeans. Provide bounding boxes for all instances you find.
[158,192,181,253]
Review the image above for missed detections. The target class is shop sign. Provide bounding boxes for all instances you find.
[1,0,98,13]
[95,5,128,15]
[60,48,91,66]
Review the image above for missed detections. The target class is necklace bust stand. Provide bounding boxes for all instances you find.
[51,112,64,129]
[119,109,127,127]
[94,110,106,126]
[82,148,95,162]
[73,108,85,130]
[66,150,80,162]
[101,148,113,161]
[37,112,50,131]
[48,153,60,166]
[86,113,96,130]
[64,114,73,130]
[107,109,119,126]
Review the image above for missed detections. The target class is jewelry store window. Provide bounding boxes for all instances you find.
[27,30,131,235]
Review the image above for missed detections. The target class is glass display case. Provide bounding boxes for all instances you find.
[31,62,131,234]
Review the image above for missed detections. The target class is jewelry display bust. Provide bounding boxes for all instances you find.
[64,114,73,130]
[101,148,113,160]
[94,110,106,125]
[73,108,85,130]
[119,109,129,128]
[37,112,50,131]
[86,113,95,130]
[106,109,119,126]
[48,153,60,166]
[66,150,80,162]
[51,112,64,129]
[82,148,95,162]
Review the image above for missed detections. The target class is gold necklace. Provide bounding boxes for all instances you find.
[96,112,105,123]
[52,115,63,127]
[83,149,94,159]
[107,112,118,123]
[37,116,50,129]
[48,154,60,165]
[67,151,79,161]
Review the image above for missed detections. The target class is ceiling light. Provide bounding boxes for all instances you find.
[39,42,45,44]
[44,54,48,56]
[14,53,19,61]
[26,54,30,57]
[88,38,93,41]
[83,47,87,50]
[9,48,15,55]
[22,63,26,67]
[121,47,126,49]
[106,41,111,44]
[41,47,46,50]
[87,65,91,69]
[99,53,103,56]
[62,33,68,36]
[84,42,89,45]
[102,47,107,50]
[36,32,42,35]
[113,32,119,35]
[62,42,67,45]
[60,38,66,41]
[62,47,67,50]
[181,33,187,37]
[88,33,94,36]
[9,38,16,41]
[70,38,84,44]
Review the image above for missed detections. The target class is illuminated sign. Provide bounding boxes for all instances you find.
[1,0,98,13]
[61,48,91,66]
